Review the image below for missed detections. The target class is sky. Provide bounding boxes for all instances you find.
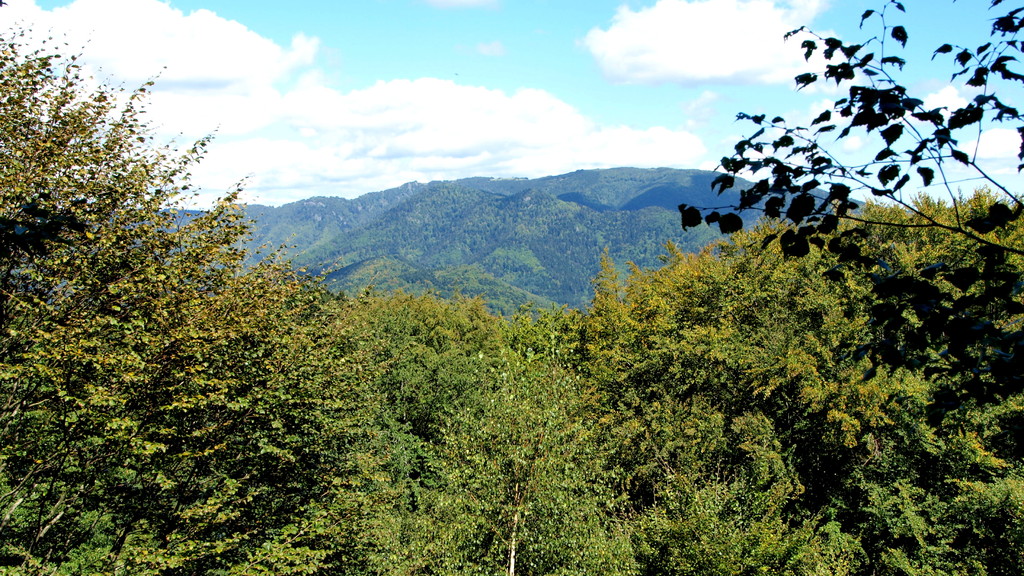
[3,0,1020,206]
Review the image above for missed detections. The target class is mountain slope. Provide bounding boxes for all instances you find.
[326,256,558,316]
[244,167,744,309]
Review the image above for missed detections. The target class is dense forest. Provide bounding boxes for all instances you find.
[3,8,1024,576]
[242,168,733,313]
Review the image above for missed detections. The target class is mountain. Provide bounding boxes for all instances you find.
[326,257,558,316]
[460,167,734,211]
[243,167,747,310]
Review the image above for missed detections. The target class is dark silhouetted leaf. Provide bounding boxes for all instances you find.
[679,205,703,229]
[878,164,901,185]
[786,194,817,223]
[875,148,898,161]
[801,39,817,60]
[891,26,908,47]
[966,216,998,233]
[718,212,743,234]
[881,56,906,69]
[881,123,904,146]
[988,202,1014,227]
[945,268,980,291]
[711,173,735,194]
[967,67,990,87]
[780,229,810,257]
[795,72,818,88]
[917,166,935,186]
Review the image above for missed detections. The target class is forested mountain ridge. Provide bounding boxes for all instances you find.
[243,167,739,310]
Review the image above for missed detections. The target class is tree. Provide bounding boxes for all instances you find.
[680,0,1024,407]
[0,36,383,574]
[421,346,634,576]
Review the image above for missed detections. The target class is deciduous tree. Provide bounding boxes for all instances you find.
[680,0,1024,408]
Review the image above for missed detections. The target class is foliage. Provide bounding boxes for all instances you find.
[679,0,1024,406]
[7,10,1024,575]
[245,170,727,309]
[419,350,634,575]
[0,36,381,574]
[325,257,558,316]
[581,208,1024,574]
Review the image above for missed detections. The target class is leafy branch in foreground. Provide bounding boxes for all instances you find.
[680,0,1024,407]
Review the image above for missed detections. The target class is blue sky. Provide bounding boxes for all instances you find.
[6,0,1020,205]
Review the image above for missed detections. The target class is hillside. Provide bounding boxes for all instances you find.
[244,167,745,309]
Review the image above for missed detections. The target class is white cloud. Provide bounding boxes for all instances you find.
[924,86,968,112]
[232,79,707,205]
[7,0,316,140]
[680,90,720,128]
[968,128,1022,160]
[476,41,507,56]
[10,0,316,89]
[584,0,828,85]
[8,0,707,206]
[841,134,865,153]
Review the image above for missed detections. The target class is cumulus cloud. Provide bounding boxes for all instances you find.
[924,86,969,113]
[8,0,317,89]
[584,0,828,85]
[237,78,707,204]
[8,0,706,206]
[6,0,316,138]
[218,77,705,205]
[967,128,1022,160]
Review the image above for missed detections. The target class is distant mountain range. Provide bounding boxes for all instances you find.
[243,167,748,313]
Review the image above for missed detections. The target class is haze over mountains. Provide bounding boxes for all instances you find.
[244,167,747,313]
